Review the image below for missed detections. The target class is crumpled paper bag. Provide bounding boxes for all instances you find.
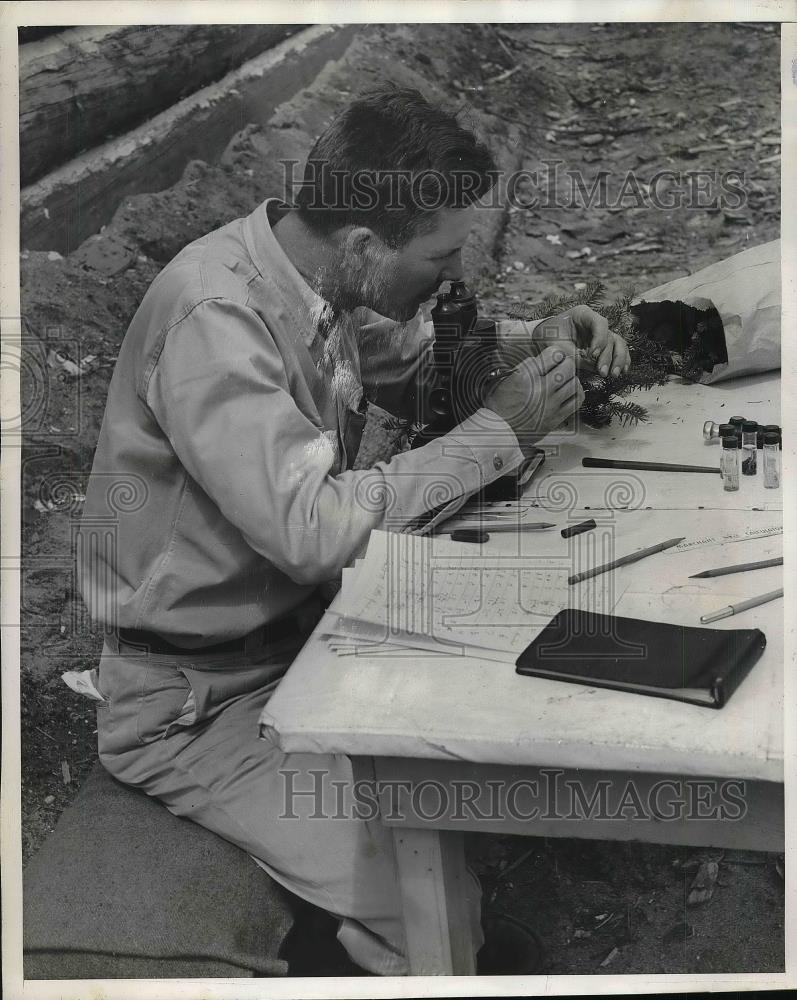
[633,239,780,384]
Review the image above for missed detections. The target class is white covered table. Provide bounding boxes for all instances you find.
[261,373,783,975]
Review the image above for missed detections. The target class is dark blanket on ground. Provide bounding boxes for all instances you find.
[23,763,295,979]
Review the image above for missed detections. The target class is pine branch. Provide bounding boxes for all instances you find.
[673,333,711,382]
[607,400,651,426]
[507,283,675,429]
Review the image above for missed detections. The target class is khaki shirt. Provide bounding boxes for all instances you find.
[78,199,525,647]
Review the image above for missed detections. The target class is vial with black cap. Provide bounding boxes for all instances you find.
[741,421,758,476]
[763,432,781,489]
[721,434,740,492]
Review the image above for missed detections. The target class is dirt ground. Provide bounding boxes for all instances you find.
[19,20,782,976]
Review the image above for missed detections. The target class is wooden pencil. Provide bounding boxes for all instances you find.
[690,556,783,578]
[443,522,556,535]
[568,536,685,585]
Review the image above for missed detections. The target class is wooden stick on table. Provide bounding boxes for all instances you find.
[568,536,685,585]
[582,457,720,474]
[442,522,555,535]
[690,556,783,578]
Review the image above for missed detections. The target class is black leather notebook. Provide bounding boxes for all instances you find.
[515,609,766,708]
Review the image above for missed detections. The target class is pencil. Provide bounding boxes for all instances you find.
[443,522,556,535]
[700,587,784,623]
[690,556,783,578]
[582,457,720,474]
[568,536,685,585]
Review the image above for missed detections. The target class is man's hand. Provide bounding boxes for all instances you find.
[531,305,631,377]
[483,344,585,454]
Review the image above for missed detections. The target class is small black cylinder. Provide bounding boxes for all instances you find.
[561,518,597,539]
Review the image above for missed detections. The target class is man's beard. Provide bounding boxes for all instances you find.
[323,247,407,320]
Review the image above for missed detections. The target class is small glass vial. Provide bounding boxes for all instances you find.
[763,432,781,489]
[729,416,746,433]
[759,424,781,448]
[703,420,736,442]
[741,420,758,476]
[721,434,740,491]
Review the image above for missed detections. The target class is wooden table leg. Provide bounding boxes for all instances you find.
[391,827,478,976]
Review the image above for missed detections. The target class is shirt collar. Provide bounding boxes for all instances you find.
[243,198,334,347]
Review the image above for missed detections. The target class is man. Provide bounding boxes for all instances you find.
[73,87,630,974]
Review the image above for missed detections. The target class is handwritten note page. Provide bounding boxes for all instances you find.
[336,530,624,657]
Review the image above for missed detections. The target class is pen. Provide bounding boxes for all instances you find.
[700,587,784,623]
[690,556,783,578]
[568,536,685,585]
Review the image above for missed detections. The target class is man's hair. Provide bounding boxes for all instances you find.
[294,86,497,247]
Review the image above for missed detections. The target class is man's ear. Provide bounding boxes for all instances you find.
[341,226,379,268]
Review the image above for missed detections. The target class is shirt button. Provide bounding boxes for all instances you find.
[493,454,504,471]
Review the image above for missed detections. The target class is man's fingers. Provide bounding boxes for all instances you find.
[565,307,631,373]
[569,306,609,356]
[599,334,632,376]
[596,338,614,376]
[528,342,577,376]
[552,377,584,407]
[551,355,577,386]
[612,335,632,374]
[569,308,629,373]
[550,365,580,394]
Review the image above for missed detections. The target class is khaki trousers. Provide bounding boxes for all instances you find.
[93,634,482,975]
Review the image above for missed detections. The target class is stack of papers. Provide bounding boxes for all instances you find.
[429,499,543,535]
[325,530,626,665]
[407,496,541,536]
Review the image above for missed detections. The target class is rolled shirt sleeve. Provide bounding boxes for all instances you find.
[146,298,524,586]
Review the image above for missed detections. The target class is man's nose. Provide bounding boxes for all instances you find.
[440,252,464,283]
